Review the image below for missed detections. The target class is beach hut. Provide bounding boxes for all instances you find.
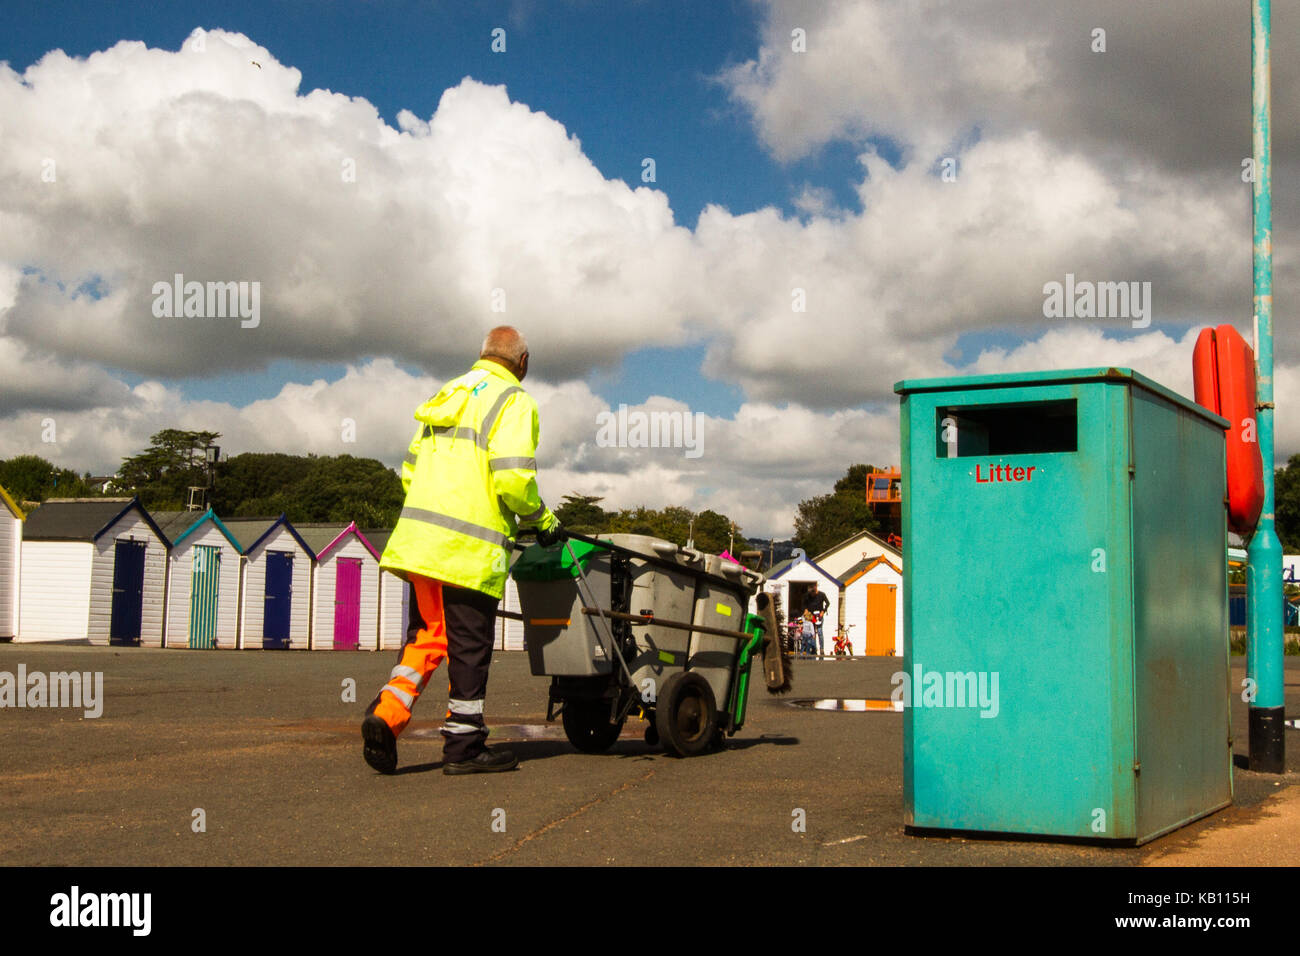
[19,497,169,645]
[0,485,23,641]
[378,567,410,651]
[367,530,411,652]
[839,555,904,656]
[162,508,243,649]
[299,522,383,651]
[758,553,841,646]
[497,572,525,651]
[813,528,903,580]
[226,516,315,650]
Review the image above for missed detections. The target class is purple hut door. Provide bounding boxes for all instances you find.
[333,558,362,650]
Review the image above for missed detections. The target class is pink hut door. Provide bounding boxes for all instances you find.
[333,558,362,650]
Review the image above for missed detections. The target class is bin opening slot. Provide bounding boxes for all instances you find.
[936,399,1077,458]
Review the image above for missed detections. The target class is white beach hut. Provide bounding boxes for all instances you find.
[839,555,904,656]
[227,516,315,650]
[0,485,22,641]
[19,497,169,645]
[162,508,244,650]
[300,522,383,651]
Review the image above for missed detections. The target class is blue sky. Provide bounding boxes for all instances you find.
[6,0,877,417]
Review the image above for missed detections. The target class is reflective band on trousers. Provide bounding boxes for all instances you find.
[448,697,485,715]
[390,664,424,686]
[398,506,512,548]
[442,721,481,735]
[490,456,537,471]
[382,684,415,709]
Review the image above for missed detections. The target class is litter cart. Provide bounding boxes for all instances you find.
[511,532,781,757]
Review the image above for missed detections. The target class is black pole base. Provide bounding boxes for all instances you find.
[1248,706,1286,774]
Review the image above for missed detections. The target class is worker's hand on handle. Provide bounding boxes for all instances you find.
[536,522,566,548]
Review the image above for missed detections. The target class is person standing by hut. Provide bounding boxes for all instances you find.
[803,581,830,656]
[362,327,563,775]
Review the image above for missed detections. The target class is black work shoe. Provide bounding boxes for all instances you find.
[362,714,398,775]
[443,746,518,775]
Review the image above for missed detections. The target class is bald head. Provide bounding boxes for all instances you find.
[480,326,529,380]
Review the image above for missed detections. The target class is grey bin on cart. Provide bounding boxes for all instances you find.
[611,535,700,699]
[517,544,613,677]
[689,554,760,711]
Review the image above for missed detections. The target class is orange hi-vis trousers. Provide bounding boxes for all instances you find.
[372,576,449,737]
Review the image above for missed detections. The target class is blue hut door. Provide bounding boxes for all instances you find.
[262,551,293,649]
[109,539,146,646]
[189,545,220,649]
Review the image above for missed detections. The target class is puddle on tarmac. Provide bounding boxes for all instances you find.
[785,698,902,713]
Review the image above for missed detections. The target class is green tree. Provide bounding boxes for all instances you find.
[118,429,221,509]
[211,453,308,514]
[0,455,98,504]
[0,455,59,503]
[793,463,881,557]
[691,509,749,554]
[1276,454,1300,552]
[607,505,670,539]
[554,494,611,534]
[600,504,747,552]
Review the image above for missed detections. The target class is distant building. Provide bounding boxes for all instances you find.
[367,529,409,652]
[814,529,903,580]
[839,555,903,656]
[161,508,243,650]
[19,498,169,645]
[225,516,315,651]
[864,466,902,541]
[0,484,23,641]
[297,522,385,651]
[759,553,841,645]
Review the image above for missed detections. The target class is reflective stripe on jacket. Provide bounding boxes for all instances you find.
[380,359,557,598]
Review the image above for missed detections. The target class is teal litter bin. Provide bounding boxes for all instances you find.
[894,368,1232,845]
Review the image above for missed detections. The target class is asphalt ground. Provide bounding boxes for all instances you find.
[1,643,1298,867]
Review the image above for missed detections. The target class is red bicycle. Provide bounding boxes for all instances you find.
[833,623,854,657]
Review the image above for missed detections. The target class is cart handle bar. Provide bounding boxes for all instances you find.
[515,528,763,593]
[580,607,757,643]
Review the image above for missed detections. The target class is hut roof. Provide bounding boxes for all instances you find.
[0,484,23,520]
[23,497,165,543]
[840,555,902,586]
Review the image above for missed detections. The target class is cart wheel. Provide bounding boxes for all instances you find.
[655,672,717,758]
[561,699,624,754]
[644,722,659,747]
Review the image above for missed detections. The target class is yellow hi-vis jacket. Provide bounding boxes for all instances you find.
[380,359,557,599]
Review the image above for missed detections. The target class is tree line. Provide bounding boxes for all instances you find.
[0,429,405,527]
[28,429,1300,558]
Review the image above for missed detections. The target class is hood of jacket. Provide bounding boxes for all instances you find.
[413,360,518,427]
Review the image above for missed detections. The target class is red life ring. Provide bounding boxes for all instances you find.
[1192,324,1264,534]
